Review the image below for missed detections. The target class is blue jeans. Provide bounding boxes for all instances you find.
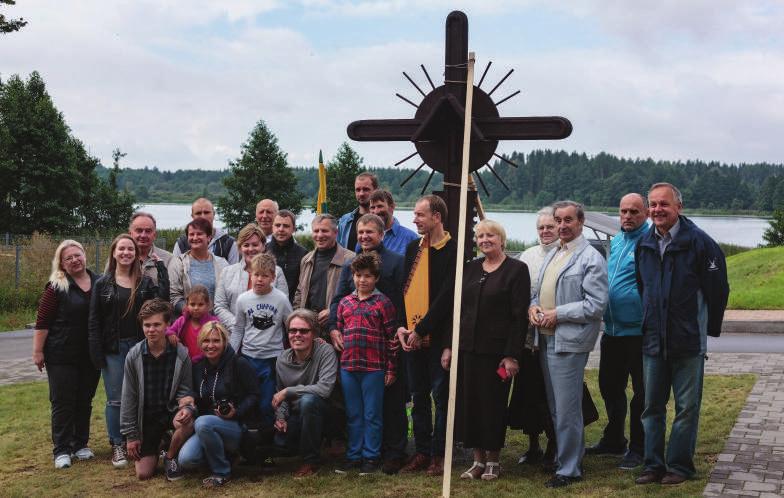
[243,355,277,428]
[179,415,243,478]
[539,334,589,478]
[406,347,448,457]
[102,338,138,445]
[642,353,704,478]
[274,393,327,464]
[341,369,384,461]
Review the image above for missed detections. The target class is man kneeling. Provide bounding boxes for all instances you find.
[121,298,195,480]
[272,309,338,477]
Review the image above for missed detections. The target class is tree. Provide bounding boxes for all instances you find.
[325,142,365,217]
[217,120,302,231]
[763,209,784,246]
[0,71,134,234]
[0,0,27,34]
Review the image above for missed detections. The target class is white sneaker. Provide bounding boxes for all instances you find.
[72,447,95,461]
[111,444,128,468]
[54,454,72,469]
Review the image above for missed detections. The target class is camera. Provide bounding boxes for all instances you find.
[216,399,233,416]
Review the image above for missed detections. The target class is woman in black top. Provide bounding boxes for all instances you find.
[33,240,100,469]
[449,219,529,481]
[88,233,169,469]
[178,321,261,488]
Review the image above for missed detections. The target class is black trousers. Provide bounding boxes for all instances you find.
[382,360,408,461]
[46,361,100,457]
[598,334,645,454]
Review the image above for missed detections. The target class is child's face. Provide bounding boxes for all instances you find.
[142,312,168,345]
[251,270,274,294]
[353,269,378,295]
[187,294,209,318]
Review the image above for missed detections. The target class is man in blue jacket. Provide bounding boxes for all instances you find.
[634,183,729,486]
[337,172,378,252]
[587,193,648,470]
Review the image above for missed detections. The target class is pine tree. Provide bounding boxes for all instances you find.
[217,120,302,231]
[326,142,365,217]
[763,209,784,246]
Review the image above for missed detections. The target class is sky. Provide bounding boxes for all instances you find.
[2,1,783,171]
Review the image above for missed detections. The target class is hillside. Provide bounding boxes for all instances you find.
[727,246,784,309]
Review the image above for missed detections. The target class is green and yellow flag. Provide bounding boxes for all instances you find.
[317,150,327,214]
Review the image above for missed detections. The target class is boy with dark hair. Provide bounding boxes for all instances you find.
[121,298,196,481]
[334,252,398,476]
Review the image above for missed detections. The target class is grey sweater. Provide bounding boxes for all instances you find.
[120,342,192,442]
[274,341,337,420]
[231,287,292,359]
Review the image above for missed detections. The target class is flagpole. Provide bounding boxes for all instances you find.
[442,51,475,498]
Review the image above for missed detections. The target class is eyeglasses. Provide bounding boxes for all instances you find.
[288,328,312,335]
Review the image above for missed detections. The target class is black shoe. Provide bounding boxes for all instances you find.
[382,457,405,475]
[517,448,544,465]
[359,459,380,475]
[164,455,183,481]
[585,441,626,456]
[545,474,583,488]
[541,457,558,474]
[618,450,643,470]
[334,459,361,475]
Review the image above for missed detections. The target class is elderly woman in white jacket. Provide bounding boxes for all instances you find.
[214,224,287,330]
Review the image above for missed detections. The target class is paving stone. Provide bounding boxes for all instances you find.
[744,481,777,492]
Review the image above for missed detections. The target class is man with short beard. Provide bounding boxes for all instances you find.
[267,210,308,303]
[367,189,418,256]
[129,212,172,285]
[337,172,377,252]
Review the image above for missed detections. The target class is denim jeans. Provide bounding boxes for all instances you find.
[539,334,589,478]
[178,415,244,478]
[341,369,384,461]
[46,361,100,456]
[102,338,138,445]
[406,347,448,457]
[274,393,327,464]
[642,353,704,478]
[243,355,277,429]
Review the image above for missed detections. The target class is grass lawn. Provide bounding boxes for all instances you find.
[0,370,755,497]
[727,246,784,309]
[0,307,35,332]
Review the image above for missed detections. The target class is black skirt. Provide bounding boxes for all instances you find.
[455,351,511,451]
[507,347,551,434]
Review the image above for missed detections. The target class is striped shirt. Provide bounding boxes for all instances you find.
[336,290,398,376]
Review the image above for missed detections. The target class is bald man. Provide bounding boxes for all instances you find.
[256,199,279,242]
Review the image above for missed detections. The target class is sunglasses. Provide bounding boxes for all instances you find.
[288,328,312,336]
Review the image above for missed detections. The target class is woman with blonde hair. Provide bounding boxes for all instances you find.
[88,233,169,469]
[448,219,530,481]
[33,240,101,469]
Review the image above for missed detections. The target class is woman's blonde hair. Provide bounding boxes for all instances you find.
[237,223,266,248]
[49,240,86,292]
[475,219,507,249]
[197,321,229,353]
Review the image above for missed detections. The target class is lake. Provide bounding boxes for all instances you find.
[139,203,769,247]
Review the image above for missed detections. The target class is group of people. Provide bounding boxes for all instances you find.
[32,173,729,489]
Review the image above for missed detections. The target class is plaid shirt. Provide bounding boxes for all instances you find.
[141,341,176,416]
[337,289,398,376]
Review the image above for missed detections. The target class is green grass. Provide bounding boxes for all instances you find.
[727,245,784,309]
[0,370,755,497]
[0,307,35,332]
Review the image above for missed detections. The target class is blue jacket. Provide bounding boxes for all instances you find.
[603,222,648,337]
[635,216,729,359]
[327,244,405,333]
[337,208,360,249]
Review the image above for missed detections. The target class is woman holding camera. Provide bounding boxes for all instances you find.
[446,220,529,481]
[178,321,261,488]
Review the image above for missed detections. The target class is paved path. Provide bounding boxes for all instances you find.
[4,331,784,496]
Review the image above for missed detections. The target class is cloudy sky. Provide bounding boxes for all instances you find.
[2,1,782,171]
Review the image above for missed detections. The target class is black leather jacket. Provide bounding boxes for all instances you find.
[88,261,169,368]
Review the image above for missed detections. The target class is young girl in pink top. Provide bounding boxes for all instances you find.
[166,285,218,361]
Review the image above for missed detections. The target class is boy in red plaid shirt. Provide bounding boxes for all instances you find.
[334,252,398,475]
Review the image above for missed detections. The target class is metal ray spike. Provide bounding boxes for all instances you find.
[493,153,520,168]
[403,71,426,98]
[395,93,419,109]
[488,68,514,97]
[400,162,426,187]
[477,61,492,88]
[495,90,521,106]
[395,151,418,166]
[472,172,490,197]
[421,169,436,195]
[421,64,436,90]
[485,163,510,191]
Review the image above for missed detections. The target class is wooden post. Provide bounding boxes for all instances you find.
[442,51,475,498]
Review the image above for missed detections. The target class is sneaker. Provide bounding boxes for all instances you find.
[111,444,128,469]
[54,454,72,469]
[359,459,380,475]
[334,459,361,475]
[164,455,184,481]
[202,475,230,488]
[618,450,643,470]
[585,441,626,457]
[72,447,95,461]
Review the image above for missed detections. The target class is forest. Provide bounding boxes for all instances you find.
[104,149,784,212]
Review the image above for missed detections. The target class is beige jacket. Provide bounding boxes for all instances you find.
[293,245,355,311]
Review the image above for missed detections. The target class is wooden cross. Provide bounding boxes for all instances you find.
[347,10,572,254]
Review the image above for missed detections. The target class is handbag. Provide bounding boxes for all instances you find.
[582,382,599,426]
